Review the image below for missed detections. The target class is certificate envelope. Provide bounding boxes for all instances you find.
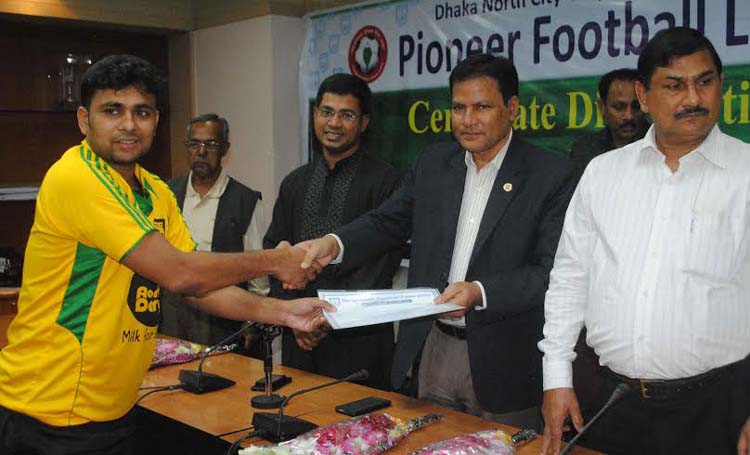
[318,288,462,330]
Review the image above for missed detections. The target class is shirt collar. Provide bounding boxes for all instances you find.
[639,124,726,169]
[318,149,362,175]
[82,139,146,198]
[186,167,230,199]
[464,129,513,171]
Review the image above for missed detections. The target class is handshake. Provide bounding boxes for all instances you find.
[267,236,343,350]
[269,235,341,290]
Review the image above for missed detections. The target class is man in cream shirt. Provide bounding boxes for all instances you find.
[162,113,269,348]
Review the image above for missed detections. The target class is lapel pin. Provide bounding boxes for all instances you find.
[503,182,513,192]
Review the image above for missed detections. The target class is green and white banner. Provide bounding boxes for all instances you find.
[300,0,750,170]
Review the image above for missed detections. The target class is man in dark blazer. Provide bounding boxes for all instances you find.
[296,54,576,428]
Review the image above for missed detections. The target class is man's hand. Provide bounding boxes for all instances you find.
[277,298,335,333]
[293,327,329,351]
[541,388,584,455]
[297,235,340,269]
[270,242,321,289]
[738,417,749,455]
[435,281,482,319]
[277,236,339,290]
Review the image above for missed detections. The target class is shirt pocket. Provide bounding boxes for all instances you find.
[683,210,744,281]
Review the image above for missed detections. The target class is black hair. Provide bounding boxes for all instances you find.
[598,68,640,102]
[449,53,519,104]
[638,27,722,89]
[80,54,165,109]
[186,113,230,143]
[315,73,372,116]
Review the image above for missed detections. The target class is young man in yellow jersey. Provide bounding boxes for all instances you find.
[0,54,332,454]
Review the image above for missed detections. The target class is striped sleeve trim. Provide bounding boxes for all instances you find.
[119,229,155,262]
[77,146,153,232]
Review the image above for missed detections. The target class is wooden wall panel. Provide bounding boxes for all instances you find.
[0,201,35,258]
[0,111,81,184]
[0,16,172,256]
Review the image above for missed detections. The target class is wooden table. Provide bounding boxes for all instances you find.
[140,351,599,454]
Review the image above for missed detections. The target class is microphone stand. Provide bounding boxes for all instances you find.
[178,322,256,394]
[252,369,369,442]
[560,383,630,455]
[250,324,285,409]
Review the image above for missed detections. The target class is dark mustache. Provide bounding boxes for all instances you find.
[617,121,637,130]
[674,106,709,119]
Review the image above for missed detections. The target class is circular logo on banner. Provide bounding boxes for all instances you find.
[348,25,388,82]
[127,274,161,327]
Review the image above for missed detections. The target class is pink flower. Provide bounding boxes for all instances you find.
[240,413,442,455]
[409,429,515,454]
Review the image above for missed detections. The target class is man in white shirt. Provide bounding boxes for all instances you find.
[161,113,269,347]
[539,27,750,455]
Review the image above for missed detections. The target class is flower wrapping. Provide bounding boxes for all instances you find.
[409,430,515,455]
[239,412,442,455]
[151,338,204,368]
[150,338,237,368]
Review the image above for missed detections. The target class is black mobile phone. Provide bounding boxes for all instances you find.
[335,396,391,416]
[251,374,292,392]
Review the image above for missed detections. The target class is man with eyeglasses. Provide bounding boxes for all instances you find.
[160,113,268,348]
[264,73,402,390]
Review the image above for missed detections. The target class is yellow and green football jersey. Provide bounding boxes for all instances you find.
[0,140,195,426]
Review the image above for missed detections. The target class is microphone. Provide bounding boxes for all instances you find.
[250,324,286,409]
[252,369,369,442]
[178,321,256,394]
[560,383,629,455]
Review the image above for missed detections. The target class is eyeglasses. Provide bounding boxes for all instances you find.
[315,107,362,122]
[184,140,225,153]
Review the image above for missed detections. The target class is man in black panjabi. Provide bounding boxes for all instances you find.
[264,74,402,389]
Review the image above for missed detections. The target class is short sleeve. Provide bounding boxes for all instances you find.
[41,156,156,262]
